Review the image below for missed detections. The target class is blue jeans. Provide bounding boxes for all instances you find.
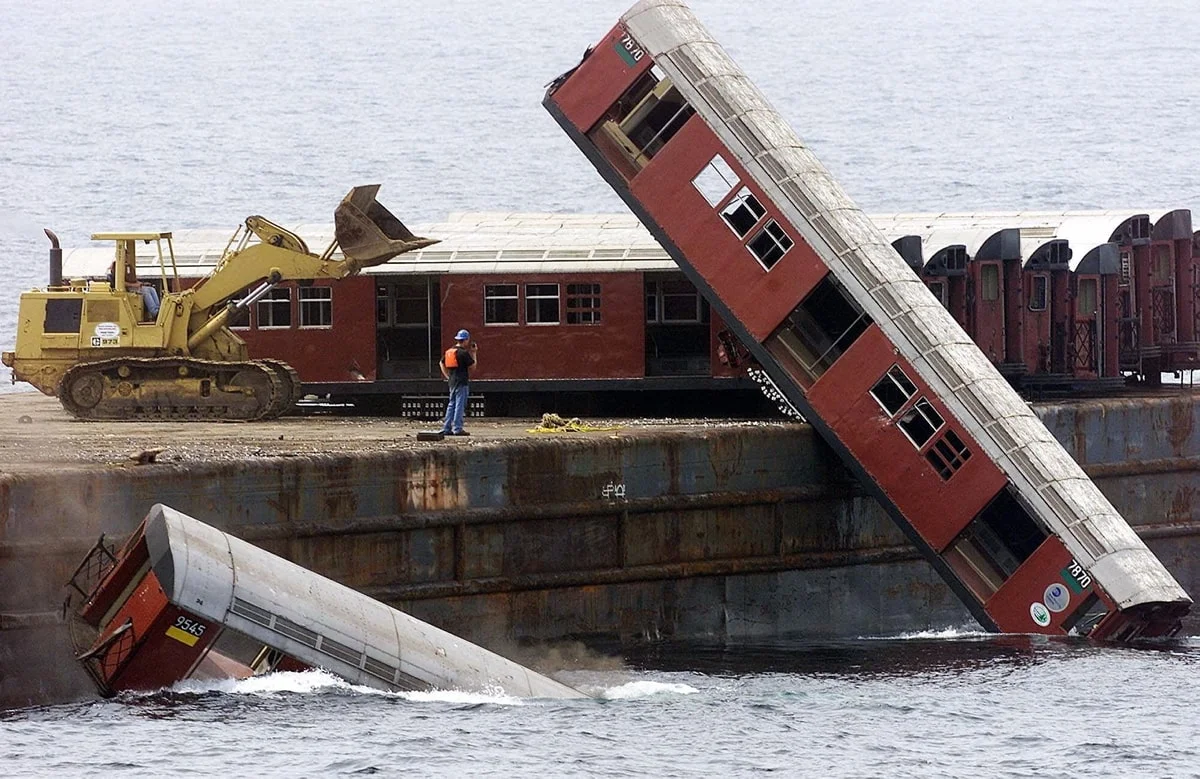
[440,383,469,434]
[141,285,160,317]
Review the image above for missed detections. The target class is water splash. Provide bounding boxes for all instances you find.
[167,670,528,705]
[863,625,993,641]
[601,681,699,700]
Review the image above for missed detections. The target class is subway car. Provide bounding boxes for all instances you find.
[876,209,1199,393]
[60,212,768,418]
[542,0,1190,638]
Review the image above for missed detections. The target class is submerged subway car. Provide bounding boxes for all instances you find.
[70,505,586,699]
[543,0,1190,639]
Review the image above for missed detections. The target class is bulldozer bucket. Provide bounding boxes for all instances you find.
[333,185,439,270]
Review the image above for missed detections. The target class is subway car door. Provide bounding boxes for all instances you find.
[376,277,441,378]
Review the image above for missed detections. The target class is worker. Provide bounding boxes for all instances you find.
[439,329,478,436]
[107,261,161,320]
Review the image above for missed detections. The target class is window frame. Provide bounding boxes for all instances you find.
[659,280,702,323]
[980,264,1000,302]
[870,365,918,417]
[524,283,561,326]
[1029,274,1049,312]
[256,287,293,330]
[484,283,519,326]
[693,154,739,207]
[566,282,601,325]
[897,397,946,449]
[747,219,794,271]
[719,187,766,239]
[298,286,333,329]
[927,280,948,308]
[926,429,972,480]
[1077,277,1098,316]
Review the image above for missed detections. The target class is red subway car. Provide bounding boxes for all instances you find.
[61,214,764,417]
[542,0,1189,638]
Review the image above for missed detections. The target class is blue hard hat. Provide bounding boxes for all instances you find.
[455,329,470,341]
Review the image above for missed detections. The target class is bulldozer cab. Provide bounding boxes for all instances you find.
[332,185,439,272]
[91,232,179,300]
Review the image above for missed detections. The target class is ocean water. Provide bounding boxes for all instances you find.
[2,1,1200,773]
[2,0,1198,389]
[4,635,1200,777]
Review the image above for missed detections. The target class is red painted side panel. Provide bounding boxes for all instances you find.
[630,116,829,342]
[550,23,652,133]
[1021,272,1052,373]
[1133,244,1154,352]
[971,262,1006,364]
[439,273,645,380]
[1175,237,1197,344]
[984,535,1104,635]
[809,325,1008,550]
[239,277,378,382]
[1002,259,1023,365]
[1101,274,1120,377]
[94,570,218,692]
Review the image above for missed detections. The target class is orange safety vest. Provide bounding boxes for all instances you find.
[443,347,459,368]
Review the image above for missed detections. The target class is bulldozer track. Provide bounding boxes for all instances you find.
[258,359,303,417]
[57,357,295,422]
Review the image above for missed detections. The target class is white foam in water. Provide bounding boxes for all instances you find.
[601,681,699,700]
[169,670,528,705]
[170,669,353,697]
[864,624,993,641]
[401,687,527,706]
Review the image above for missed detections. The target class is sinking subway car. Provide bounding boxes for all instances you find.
[69,504,587,699]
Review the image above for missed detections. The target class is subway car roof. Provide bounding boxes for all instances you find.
[60,209,1189,279]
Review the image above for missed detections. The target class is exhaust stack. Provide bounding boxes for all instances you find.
[45,229,63,288]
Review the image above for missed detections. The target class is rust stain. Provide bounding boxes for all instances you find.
[1168,397,1195,458]
[706,429,745,489]
[1071,407,1089,464]
[1168,485,1196,524]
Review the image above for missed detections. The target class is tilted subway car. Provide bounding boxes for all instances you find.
[542,0,1190,638]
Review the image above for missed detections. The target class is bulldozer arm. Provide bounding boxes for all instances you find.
[334,185,439,271]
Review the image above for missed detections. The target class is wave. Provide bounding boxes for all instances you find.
[600,680,699,700]
[166,669,529,705]
[861,624,994,641]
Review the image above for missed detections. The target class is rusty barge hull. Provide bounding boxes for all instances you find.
[2,392,1198,707]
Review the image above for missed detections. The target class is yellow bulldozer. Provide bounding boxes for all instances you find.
[1,186,436,421]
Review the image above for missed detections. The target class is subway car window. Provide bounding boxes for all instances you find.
[981,265,1000,302]
[720,188,765,238]
[526,284,560,325]
[257,288,292,329]
[747,220,794,270]
[1030,276,1048,311]
[926,430,972,480]
[485,284,519,325]
[897,398,945,448]
[1078,278,1097,315]
[566,283,601,324]
[299,287,332,328]
[767,275,871,382]
[693,154,738,207]
[870,365,917,417]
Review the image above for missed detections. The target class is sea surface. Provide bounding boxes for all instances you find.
[2,0,1200,775]
[5,633,1200,778]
